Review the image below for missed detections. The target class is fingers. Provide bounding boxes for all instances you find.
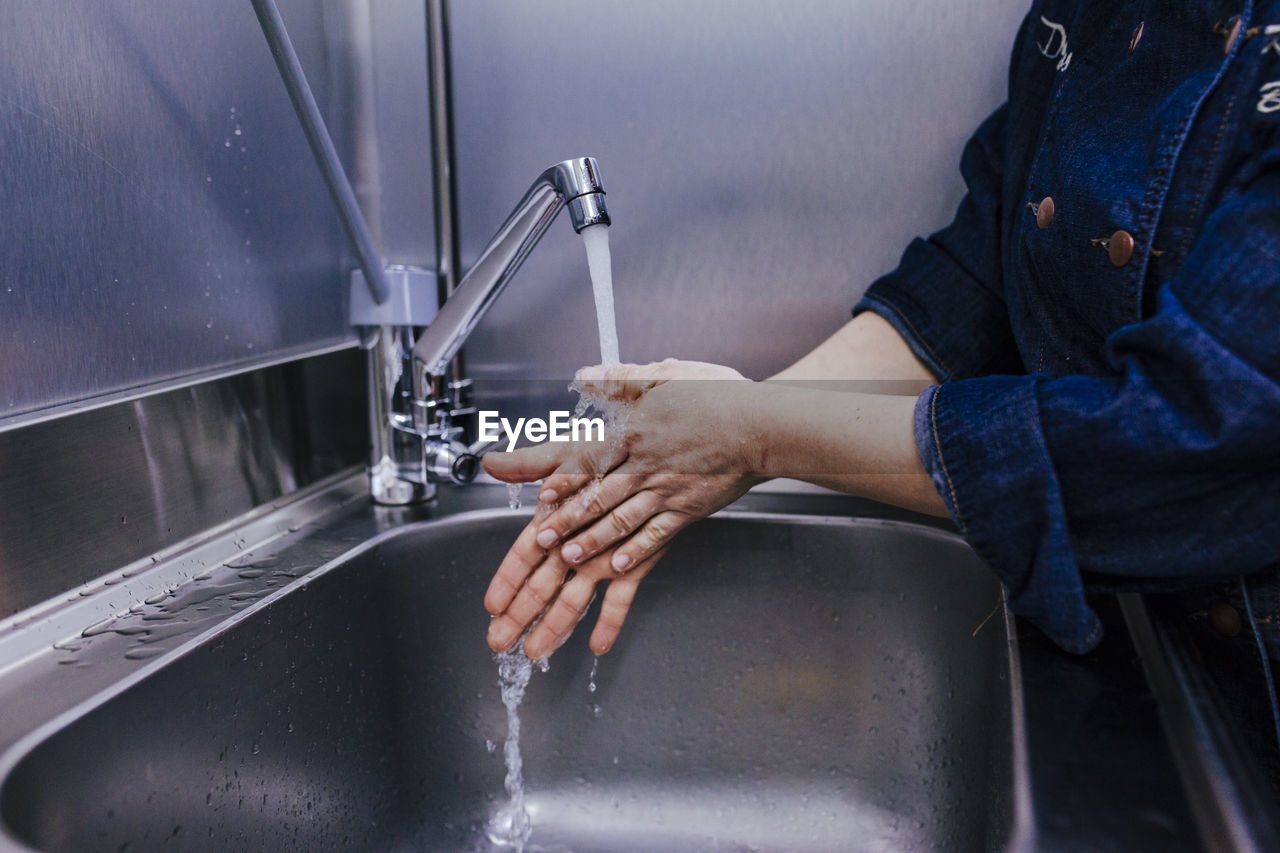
[533,470,644,555]
[589,577,641,655]
[486,550,572,652]
[523,571,598,659]
[557,489,664,566]
[484,519,550,615]
[495,539,675,659]
[607,510,687,573]
[576,358,743,400]
[482,441,565,483]
[589,542,671,654]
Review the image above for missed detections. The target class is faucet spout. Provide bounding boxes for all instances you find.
[410,156,609,384]
[552,157,611,233]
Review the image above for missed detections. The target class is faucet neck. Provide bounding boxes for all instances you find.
[409,157,609,385]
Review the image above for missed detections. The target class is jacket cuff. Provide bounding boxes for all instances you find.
[914,379,1104,653]
[854,236,1018,382]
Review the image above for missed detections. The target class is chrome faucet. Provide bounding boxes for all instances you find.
[249,0,609,503]
[365,156,610,504]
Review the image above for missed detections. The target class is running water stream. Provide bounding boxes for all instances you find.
[581,224,619,367]
[485,224,620,849]
[588,654,603,718]
[486,649,546,850]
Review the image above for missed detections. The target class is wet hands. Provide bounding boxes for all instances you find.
[483,360,760,659]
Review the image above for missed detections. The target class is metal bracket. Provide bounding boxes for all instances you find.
[349,266,440,327]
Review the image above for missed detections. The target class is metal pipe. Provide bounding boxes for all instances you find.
[366,326,432,504]
[425,0,469,419]
[425,0,460,305]
[249,0,391,305]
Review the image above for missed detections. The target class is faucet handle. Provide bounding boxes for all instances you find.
[468,436,503,456]
[424,438,480,486]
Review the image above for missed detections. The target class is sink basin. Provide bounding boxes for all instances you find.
[0,510,1021,852]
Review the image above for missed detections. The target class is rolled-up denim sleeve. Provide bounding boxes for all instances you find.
[917,155,1280,653]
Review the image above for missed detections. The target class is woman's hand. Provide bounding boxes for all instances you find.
[483,360,761,659]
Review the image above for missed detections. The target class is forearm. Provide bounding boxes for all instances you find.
[769,311,938,390]
[738,382,946,517]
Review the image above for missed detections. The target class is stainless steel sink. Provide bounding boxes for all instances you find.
[0,508,1023,852]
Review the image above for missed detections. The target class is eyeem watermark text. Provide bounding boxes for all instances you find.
[479,411,606,452]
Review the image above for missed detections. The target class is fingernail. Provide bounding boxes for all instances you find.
[538,488,558,504]
[612,552,631,572]
[536,528,558,548]
[521,636,543,660]
[487,621,512,649]
[562,543,583,563]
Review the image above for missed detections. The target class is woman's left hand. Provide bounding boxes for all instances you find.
[482,360,761,659]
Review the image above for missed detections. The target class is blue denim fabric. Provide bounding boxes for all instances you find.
[855,0,1280,653]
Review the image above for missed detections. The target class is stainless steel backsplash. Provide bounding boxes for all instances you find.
[0,350,365,619]
[0,0,379,429]
[449,0,1028,383]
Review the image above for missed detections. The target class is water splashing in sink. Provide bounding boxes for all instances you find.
[486,647,547,850]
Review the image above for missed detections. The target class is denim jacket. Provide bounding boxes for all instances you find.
[855,0,1280,653]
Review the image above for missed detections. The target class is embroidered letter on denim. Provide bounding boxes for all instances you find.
[1037,17,1073,71]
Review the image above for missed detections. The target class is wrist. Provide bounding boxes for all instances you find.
[727,381,781,481]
